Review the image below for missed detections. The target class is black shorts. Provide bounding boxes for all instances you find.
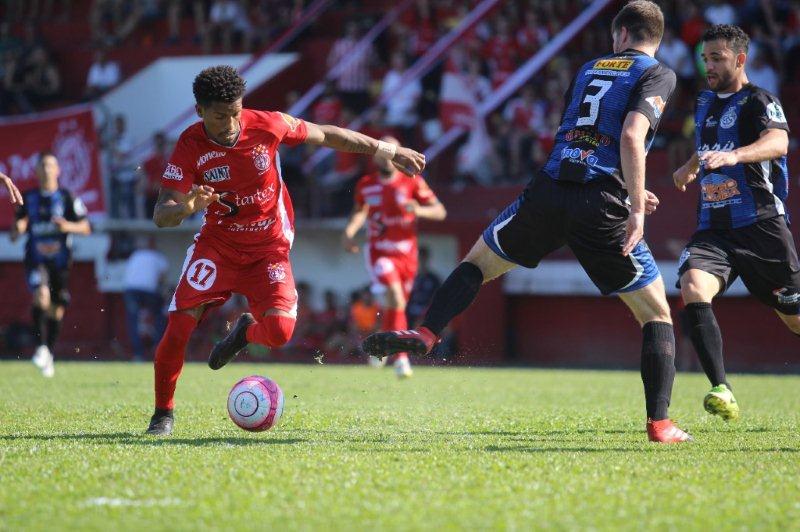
[482,174,660,295]
[24,260,71,306]
[677,216,800,315]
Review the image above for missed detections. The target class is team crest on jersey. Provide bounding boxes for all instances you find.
[720,106,737,129]
[592,59,633,71]
[645,95,666,119]
[267,263,286,284]
[203,165,231,183]
[163,163,183,181]
[251,144,270,174]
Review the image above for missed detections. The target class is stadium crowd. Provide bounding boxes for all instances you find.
[2,0,798,217]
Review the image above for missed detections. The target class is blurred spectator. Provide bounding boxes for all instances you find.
[123,237,168,361]
[482,15,519,88]
[516,10,548,55]
[166,0,208,45]
[106,115,140,219]
[349,288,380,338]
[747,51,780,96]
[206,0,253,53]
[327,21,376,113]
[4,44,61,113]
[85,49,121,99]
[657,26,695,81]
[704,0,737,26]
[142,132,171,218]
[406,246,441,328]
[503,85,547,179]
[382,52,422,141]
[680,3,707,47]
[312,81,343,125]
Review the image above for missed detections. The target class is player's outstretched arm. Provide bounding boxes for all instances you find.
[153,186,220,228]
[342,203,369,254]
[405,200,447,221]
[673,152,700,192]
[700,128,788,171]
[54,217,91,235]
[303,122,425,176]
[620,111,651,256]
[0,173,23,205]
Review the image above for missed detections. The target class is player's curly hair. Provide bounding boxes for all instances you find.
[702,24,750,55]
[192,65,246,107]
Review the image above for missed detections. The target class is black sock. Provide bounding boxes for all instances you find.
[46,317,62,351]
[641,321,676,421]
[685,302,729,388]
[31,306,46,346]
[421,262,484,335]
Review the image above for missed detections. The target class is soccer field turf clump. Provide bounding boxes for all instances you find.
[1,362,798,530]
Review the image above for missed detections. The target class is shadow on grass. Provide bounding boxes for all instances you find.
[483,444,800,453]
[0,432,305,446]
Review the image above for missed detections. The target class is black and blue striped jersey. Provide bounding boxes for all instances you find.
[15,188,87,267]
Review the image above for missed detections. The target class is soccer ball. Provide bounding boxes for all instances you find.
[227,375,285,432]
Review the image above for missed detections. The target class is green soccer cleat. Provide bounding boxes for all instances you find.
[703,384,740,421]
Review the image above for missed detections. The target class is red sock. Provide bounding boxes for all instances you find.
[382,308,408,332]
[383,308,409,361]
[154,312,197,411]
[246,314,296,347]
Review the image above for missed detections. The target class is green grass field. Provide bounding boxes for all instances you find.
[1,362,798,531]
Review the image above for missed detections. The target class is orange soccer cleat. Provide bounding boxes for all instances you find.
[647,418,693,443]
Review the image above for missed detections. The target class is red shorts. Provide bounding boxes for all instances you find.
[170,236,297,318]
[366,248,417,299]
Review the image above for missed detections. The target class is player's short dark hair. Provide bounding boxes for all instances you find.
[38,150,56,162]
[702,24,750,55]
[192,65,246,107]
[611,0,664,45]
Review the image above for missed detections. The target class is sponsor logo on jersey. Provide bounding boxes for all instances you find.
[592,59,634,71]
[196,150,225,167]
[645,95,666,119]
[227,218,276,232]
[773,287,800,305]
[163,163,183,181]
[701,174,741,204]
[766,102,787,124]
[279,113,301,131]
[720,106,737,129]
[561,147,598,167]
[565,128,611,146]
[704,116,718,128]
[267,262,287,284]
[251,144,271,174]
[203,165,231,183]
[235,184,275,207]
[698,141,735,154]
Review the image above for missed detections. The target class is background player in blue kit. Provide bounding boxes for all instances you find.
[365,0,692,443]
[10,152,91,377]
[673,25,799,421]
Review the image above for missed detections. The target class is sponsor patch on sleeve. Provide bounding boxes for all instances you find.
[279,112,301,131]
[766,101,787,124]
[163,163,184,181]
[645,95,666,119]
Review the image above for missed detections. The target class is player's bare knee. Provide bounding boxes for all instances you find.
[681,279,709,304]
[33,287,50,309]
[782,315,800,335]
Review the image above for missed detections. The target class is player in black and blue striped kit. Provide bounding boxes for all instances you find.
[365,1,692,443]
[10,151,91,377]
[673,25,800,421]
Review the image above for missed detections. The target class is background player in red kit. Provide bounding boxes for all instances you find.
[146,66,425,435]
[342,136,446,378]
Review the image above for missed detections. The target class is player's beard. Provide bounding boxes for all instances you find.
[378,166,394,178]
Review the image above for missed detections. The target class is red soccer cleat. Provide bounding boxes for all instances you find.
[647,418,693,443]
[362,327,438,359]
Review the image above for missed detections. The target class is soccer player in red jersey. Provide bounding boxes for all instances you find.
[146,66,425,435]
[342,136,446,378]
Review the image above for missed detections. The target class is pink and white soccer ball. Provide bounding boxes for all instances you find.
[227,375,285,432]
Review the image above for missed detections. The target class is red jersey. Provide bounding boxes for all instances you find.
[354,172,437,256]
[161,109,308,251]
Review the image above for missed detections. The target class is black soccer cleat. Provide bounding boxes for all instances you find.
[145,408,174,436]
[362,328,436,359]
[208,313,256,370]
